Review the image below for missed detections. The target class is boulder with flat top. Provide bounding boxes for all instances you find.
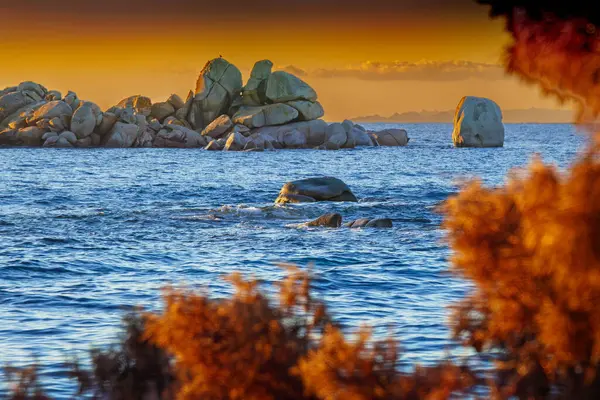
[276,177,358,203]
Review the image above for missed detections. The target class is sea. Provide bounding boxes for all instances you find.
[0,123,588,397]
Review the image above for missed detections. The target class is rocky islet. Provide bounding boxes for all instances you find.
[0,58,413,150]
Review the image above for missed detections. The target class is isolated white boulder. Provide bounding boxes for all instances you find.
[452,96,504,147]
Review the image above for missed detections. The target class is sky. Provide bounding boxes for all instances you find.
[0,0,574,121]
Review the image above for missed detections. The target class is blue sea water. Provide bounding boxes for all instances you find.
[0,123,587,397]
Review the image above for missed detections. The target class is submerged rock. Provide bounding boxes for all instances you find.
[452,96,504,147]
[276,177,358,203]
[345,218,393,228]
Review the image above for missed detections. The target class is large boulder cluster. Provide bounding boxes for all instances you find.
[0,59,411,149]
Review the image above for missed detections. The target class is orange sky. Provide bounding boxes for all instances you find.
[0,0,572,121]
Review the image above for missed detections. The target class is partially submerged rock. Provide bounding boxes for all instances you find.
[452,96,504,147]
[345,218,393,228]
[306,213,343,228]
[276,177,358,203]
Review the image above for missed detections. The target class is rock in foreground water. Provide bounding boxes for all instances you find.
[306,213,343,228]
[276,177,358,203]
[345,218,393,228]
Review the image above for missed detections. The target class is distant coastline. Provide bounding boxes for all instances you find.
[351,108,574,124]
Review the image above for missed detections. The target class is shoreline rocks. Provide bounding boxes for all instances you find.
[0,57,413,150]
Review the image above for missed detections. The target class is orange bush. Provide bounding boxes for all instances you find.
[444,155,600,397]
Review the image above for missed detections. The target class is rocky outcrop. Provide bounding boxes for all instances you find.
[452,96,504,147]
[276,177,358,204]
[0,61,412,150]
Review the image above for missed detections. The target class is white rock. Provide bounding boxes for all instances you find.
[149,119,162,132]
[242,59,273,105]
[452,96,504,147]
[42,131,58,141]
[232,104,298,128]
[205,139,222,151]
[265,71,317,103]
[119,107,136,124]
[150,101,175,122]
[287,100,324,121]
[167,94,185,110]
[43,136,60,147]
[223,131,247,151]
[192,58,243,130]
[59,131,78,145]
[325,123,347,147]
[346,126,374,147]
[104,122,140,148]
[201,114,233,139]
[17,127,46,146]
[280,129,307,148]
[55,137,73,148]
[18,82,45,98]
[71,104,96,139]
[372,129,409,146]
[46,90,62,101]
[96,112,118,136]
[48,117,65,132]
[0,92,34,121]
[117,95,152,116]
[342,119,354,133]
[29,101,72,124]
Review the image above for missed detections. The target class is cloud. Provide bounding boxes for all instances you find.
[278,60,506,81]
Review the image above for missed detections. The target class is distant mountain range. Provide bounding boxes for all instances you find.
[351,108,574,124]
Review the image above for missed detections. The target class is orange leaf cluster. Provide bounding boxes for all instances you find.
[443,153,600,397]
[142,266,473,400]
